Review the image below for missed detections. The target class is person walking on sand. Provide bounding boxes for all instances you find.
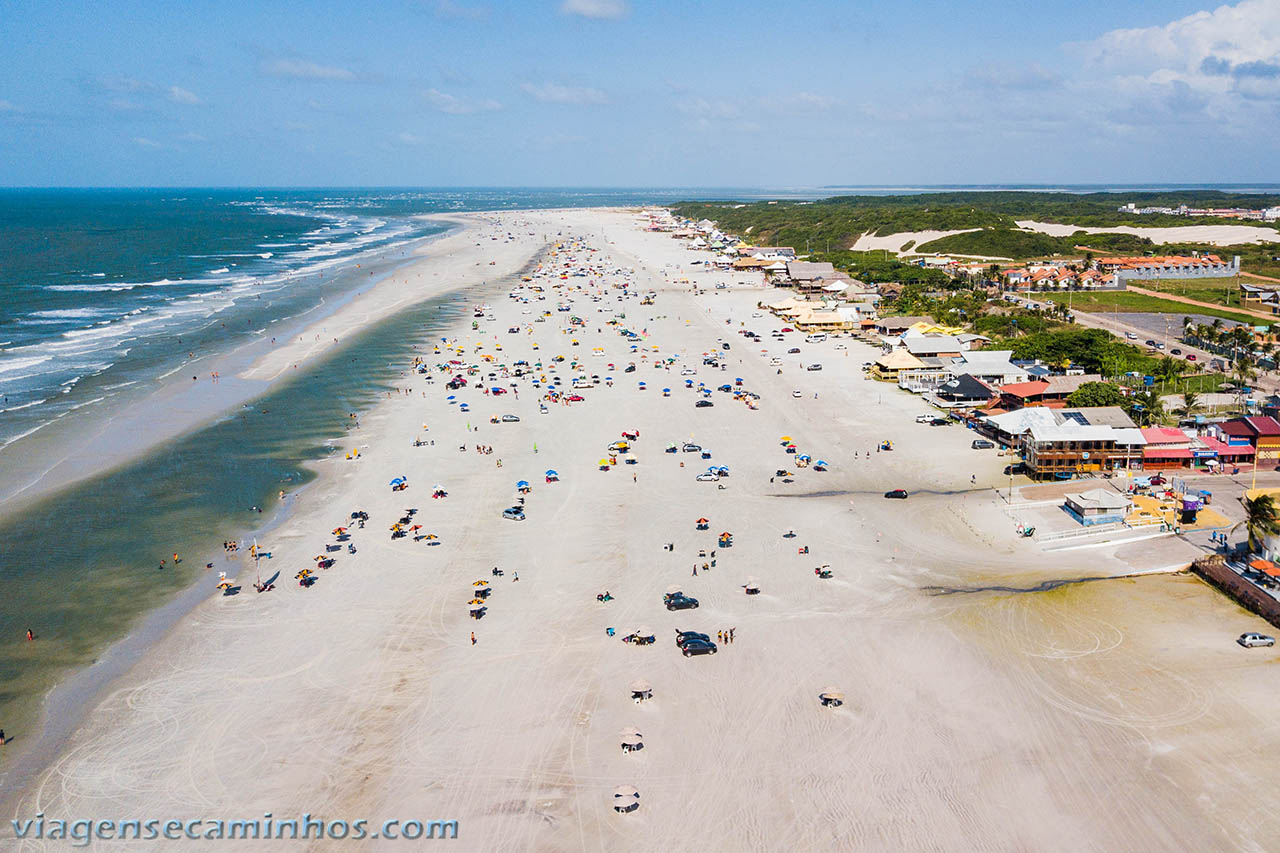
[692,564,698,577]
[730,627,735,643]
[717,630,723,644]
[25,628,34,642]
[0,728,6,746]
[470,632,476,646]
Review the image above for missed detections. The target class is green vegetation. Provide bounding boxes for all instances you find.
[990,327,1157,375]
[671,191,1280,253]
[805,249,953,287]
[1066,381,1128,408]
[1237,494,1280,552]
[913,227,1156,259]
[1129,277,1245,307]
[1040,290,1267,327]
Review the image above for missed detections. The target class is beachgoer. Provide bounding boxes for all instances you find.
[470,632,476,646]
[513,572,519,581]
[25,629,34,642]
[717,630,723,643]
[692,564,698,576]
[730,627,735,643]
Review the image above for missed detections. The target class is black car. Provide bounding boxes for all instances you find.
[695,400,714,408]
[681,638,718,657]
[971,439,994,449]
[929,417,949,426]
[788,347,801,354]
[884,489,909,499]
[666,594,699,611]
[675,630,710,646]
[1171,348,1182,355]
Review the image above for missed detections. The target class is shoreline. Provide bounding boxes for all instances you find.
[0,210,563,799]
[0,215,478,518]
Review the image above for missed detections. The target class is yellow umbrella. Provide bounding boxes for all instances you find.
[473,580,489,587]
[424,533,439,541]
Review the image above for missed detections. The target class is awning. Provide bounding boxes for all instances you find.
[1141,447,1193,459]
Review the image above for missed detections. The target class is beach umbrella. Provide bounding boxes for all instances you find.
[780,435,792,443]
[819,687,845,702]
[599,458,611,467]
[814,460,828,469]
[798,454,812,461]
[314,555,328,561]
[332,527,347,534]
[410,524,422,531]
[613,784,640,799]
[662,387,671,393]
[517,480,530,488]
[619,726,643,741]
[468,598,485,605]
[545,469,558,477]
[389,477,406,486]
[473,580,489,587]
[695,517,708,524]
[446,395,456,401]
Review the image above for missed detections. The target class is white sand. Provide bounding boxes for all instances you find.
[850,229,981,255]
[10,208,1280,850]
[1016,219,1278,247]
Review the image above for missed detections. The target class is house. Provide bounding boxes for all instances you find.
[899,332,964,359]
[785,261,838,283]
[947,350,1028,387]
[931,374,994,408]
[874,316,935,336]
[1140,427,1195,471]
[1219,415,1280,463]
[975,406,1138,454]
[994,374,1103,409]
[872,349,926,380]
[957,333,990,350]
[1064,489,1133,526]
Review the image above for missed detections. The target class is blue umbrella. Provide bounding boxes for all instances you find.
[517,480,530,488]
[446,395,456,401]
[545,469,558,476]
[707,466,719,472]
[798,454,812,461]
[717,466,730,474]
[638,381,646,387]
[662,388,670,393]
[815,460,828,467]
[389,477,405,486]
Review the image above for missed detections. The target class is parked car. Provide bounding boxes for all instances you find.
[1145,339,1156,347]
[929,417,949,426]
[566,394,585,402]
[792,390,803,398]
[501,414,520,422]
[1170,348,1182,355]
[1125,332,1137,340]
[665,594,699,611]
[884,489,909,499]
[502,507,526,521]
[681,638,718,657]
[1187,354,1197,361]
[1003,462,1028,475]
[1238,632,1275,648]
[806,364,822,371]
[788,347,801,354]
[695,400,714,408]
[680,368,696,376]
[915,414,934,424]
[682,443,701,452]
[675,630,710,647]
[971,439,995,449]
[695,472,719,482]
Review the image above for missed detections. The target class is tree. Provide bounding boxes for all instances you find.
[1066,381,1127,409]
[1173,391,1201,418]
[1236,493,1280,553]
[1129,389,1165,425]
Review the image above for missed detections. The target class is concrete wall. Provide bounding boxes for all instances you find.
[1192,555,1280,629]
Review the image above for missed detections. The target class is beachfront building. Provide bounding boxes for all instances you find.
[1022,421,1146,479]
[992,374,1104,411]
[947,351,1028,387]
[975,406,1136,448]
[1063,489,1133,526]
[873,349,926,380]
[930,374,995,408]
[1218,415,1280,464]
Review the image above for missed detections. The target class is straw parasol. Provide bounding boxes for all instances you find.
[618,726,643,741]
[819,686,844,702]
[629,679,651,694]
[613,784,640,798]
[665,584,683,595]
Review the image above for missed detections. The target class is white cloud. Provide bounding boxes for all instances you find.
[167,86,201,105]
[1079,0,1280,103]
[397,131,424,145]
[423,88,502,114]
[133,137,161,148]
[789,92,838,111]
[261,58,358,81]
[520,82,608,105]
[560,0,627,20]
[0,99,17,112]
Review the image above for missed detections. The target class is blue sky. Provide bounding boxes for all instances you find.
[2,0,1278,186]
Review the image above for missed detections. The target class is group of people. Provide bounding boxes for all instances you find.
[717,628,737,645]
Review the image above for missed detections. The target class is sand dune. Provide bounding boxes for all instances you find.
[1016,219,1278,247]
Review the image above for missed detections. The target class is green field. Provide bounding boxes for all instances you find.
[1041,290,1268,327]
[1128,277,1246,307]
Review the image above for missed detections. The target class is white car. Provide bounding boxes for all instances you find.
[1238,632,1275,648]
[695,472,719,482]
[834,344,847,350]
[792,390,802,398]
[680,368,696,376]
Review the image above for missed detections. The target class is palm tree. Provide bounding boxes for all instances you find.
[1130,389,1165,426]
[1173,390,1200,418]
[1235,493,1280,553]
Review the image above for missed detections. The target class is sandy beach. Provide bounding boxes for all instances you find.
[8,207,1280,850]
[1015,219,1279,246]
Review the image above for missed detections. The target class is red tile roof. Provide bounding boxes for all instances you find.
[998,381,1050,399]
